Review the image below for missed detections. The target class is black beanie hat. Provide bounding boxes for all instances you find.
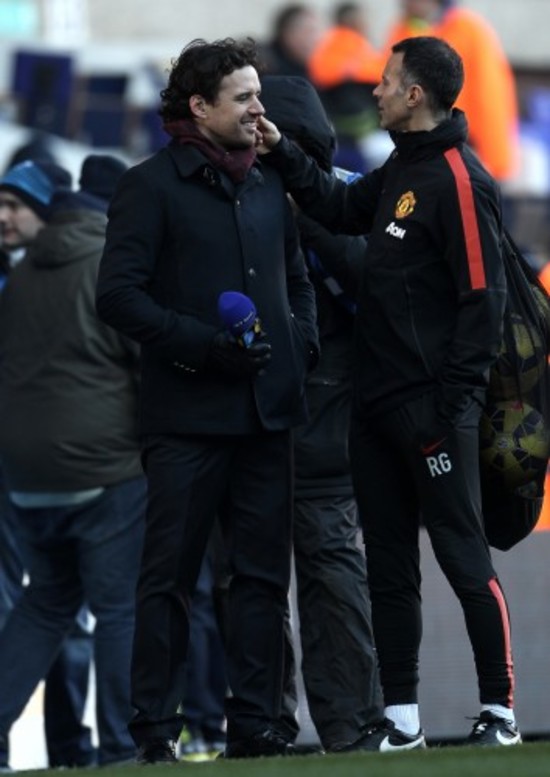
[79,154,128,201]
[7,132,57,168]
[260,75,336,172]
[0,160,72,221]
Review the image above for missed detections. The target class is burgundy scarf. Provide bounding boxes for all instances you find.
[164,119,257,184]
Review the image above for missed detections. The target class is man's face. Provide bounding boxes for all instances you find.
[0,191,45,250]
[198,66,265,150]
[373,52,412,132]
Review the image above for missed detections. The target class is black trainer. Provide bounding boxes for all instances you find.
[466,711,522,747]
[335,719,427,753]
[136,738,178,765]
[222,728,294,758]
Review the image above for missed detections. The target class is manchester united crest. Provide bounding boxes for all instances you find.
[395,191,416,219]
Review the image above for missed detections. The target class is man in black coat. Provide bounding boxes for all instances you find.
[96,37,318,764]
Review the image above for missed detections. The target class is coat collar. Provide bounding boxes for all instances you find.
[389,108,468,163]
[166,142,264,195]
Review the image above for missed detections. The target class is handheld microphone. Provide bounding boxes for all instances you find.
[217,291,263,347]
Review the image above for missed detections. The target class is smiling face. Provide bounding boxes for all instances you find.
[373,52,414,132]
[192,65,264,150]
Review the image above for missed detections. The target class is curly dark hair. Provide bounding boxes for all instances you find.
[159,37,261,122]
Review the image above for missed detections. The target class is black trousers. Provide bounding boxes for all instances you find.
[129,431,292,745]
[291,494,383,746]
[350,391,516,710]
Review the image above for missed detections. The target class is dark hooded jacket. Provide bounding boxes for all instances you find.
[261,75,367,496]
[0,191,142,490]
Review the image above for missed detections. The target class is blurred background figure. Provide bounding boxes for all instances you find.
[308,2,384,173]
[383,0,520,184]
[0,155,96,768]
[0,158,73,572]
[260,73,383,752]
[260,3,323,79]
[0,153,145,770]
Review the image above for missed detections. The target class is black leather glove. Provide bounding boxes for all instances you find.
[207,331,272,377]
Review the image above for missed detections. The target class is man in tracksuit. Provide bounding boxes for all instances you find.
[257,36,521,749]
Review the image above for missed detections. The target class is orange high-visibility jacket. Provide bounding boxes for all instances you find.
[532,263,550,531]
[539,263,550,296]
[384,7,520,181]
[308,26,384,87]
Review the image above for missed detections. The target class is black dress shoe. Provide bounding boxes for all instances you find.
[136,738,177,765]
[222,728,294,758]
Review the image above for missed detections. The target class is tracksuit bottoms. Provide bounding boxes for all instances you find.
[350,390,515,710]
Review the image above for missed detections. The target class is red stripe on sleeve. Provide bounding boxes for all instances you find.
[444,148,487,290]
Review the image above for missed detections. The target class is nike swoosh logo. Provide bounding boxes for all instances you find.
[420,437,447,455]
[495,730,521,746]
[379,735,425,752]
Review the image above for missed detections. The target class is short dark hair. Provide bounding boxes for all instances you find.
[392,36,464,112]
[334,2,360,26]
[273,4,311,43]
[159,37,260,122]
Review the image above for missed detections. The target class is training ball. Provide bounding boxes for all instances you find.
[532,285,550,333]
[479,400,550,490]
[489,314,544,400]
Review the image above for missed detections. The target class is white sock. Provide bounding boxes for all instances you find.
[481,704,515,725]
[385,704,420,735]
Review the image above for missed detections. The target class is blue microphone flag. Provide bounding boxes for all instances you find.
[218,291,259,346]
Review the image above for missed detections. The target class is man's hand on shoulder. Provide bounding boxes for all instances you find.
[255,116,282,155]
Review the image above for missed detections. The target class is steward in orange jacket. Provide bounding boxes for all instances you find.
[384,0,520,181]
[307,7,384,172]
[309,25,383,88]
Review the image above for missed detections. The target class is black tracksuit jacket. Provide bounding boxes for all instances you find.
[267,109,507,428]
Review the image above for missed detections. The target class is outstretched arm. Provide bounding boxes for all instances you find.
[256,116,382,236]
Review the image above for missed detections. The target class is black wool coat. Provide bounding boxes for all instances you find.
[96,142,319,435]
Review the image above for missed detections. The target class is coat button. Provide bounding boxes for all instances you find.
[248,268,256,278]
